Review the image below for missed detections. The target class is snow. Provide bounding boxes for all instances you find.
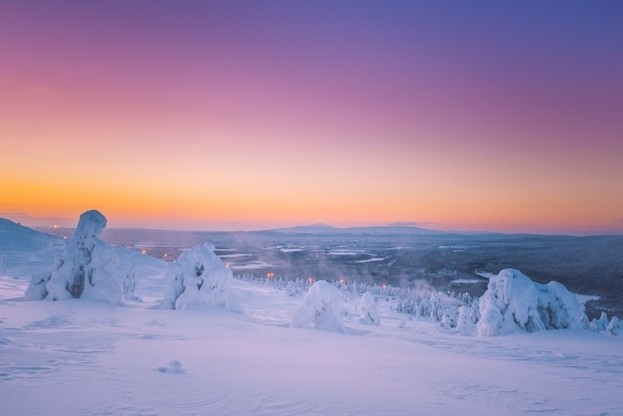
[354,257,386,263]
[161,242,240,312]
[1,220,623,415]
[291,280,345,333]
[477,269,587,336]
[357,292,380,326]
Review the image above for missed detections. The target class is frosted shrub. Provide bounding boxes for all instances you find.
[161,242,240,312]
[477,269,587,336]
[291,280,344,332]
[357,292,381,326]
[456,301,479,335]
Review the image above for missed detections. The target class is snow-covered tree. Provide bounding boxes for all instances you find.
[291,280,344,332]
[477,269,587,336]
[357,292,380,326]
[456,301,479,335]
[26,210,123,304]
[161,242,240,312]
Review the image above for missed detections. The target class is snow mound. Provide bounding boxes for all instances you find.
[156,360,184,374]
[291,280,344,333]
[357,292,380,326]
[477,269,587,336]
[161,242,240,312]
[26,210,127,304]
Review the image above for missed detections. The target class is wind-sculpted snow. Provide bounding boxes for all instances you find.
[161,242,240,311]
[477,269,588,336]
[291,280,345,332]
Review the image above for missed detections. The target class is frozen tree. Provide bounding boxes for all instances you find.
[357,292,380,326]
[589,312,610,332]
[456,301,479,335]
[161,242,240,312]
[26,210,123,304]
[607,316,622,335]
[477,269,587,336]
[291,280,345,332]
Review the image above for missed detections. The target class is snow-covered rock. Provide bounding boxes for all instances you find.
[357,292,380,326]
[161,242,240,312]
[291,280,345,332]
[156,360,184,374]
[477,269,587,336]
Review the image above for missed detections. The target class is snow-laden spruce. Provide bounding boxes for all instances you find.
[477,269,587,336]
[161,242,240,311]
[589,312,622,335]
[357,292,380,326]
[291,280,345,332]
[26,210,127,304]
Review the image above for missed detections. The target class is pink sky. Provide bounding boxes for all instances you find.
[1,1,622,234]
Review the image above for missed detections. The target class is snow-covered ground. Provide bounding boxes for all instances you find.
[1,273,622,415]
[1,216,622,415]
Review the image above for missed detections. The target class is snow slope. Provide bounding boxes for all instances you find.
[0,218,65,278]
[1,274,622,416]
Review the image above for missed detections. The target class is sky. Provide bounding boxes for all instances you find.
[1,1,622,234]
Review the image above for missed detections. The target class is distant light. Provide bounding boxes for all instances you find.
[141,249,147,255]
[53,225,58,229]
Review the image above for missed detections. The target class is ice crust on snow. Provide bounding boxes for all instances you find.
[357,292,380,326]
[477,269,587,336]
[291,280,345,332]
[161,242,240,312]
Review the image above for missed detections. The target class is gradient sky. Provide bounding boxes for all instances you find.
[1,1,622,234]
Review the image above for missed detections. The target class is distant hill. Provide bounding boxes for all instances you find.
[0,218,65,278]
[0,218,62,252]
[267,223,441,236]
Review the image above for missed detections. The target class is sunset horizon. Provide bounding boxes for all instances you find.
[2,1,622,236]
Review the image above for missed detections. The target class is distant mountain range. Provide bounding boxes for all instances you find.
[267,223,442,236]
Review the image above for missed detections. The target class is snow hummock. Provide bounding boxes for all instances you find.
[156,360,184,374]
[357,292,381,326]
[291,280,345,332]
[161,242,240,312]
[477,269,587,336]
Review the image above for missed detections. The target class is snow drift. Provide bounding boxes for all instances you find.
[477,269,587,336]
[291,280,345,332]
[161,242,240,311]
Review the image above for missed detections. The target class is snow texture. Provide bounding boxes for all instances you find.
[477,269,587,336]
[357,292,380,326]
[291,280,345,332]
[161,242,240,312]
